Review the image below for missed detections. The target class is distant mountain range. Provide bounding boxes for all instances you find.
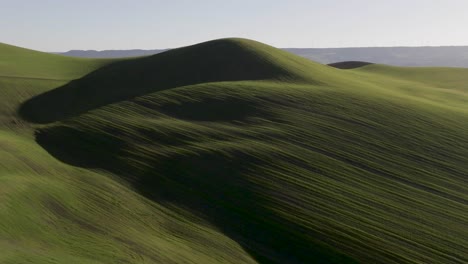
[286,46,468,67]
[56,46,468,67]
[56,49,168,58]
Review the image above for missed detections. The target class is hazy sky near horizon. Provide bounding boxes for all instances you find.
[2,0,468,51]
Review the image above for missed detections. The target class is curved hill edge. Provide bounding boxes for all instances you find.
[19,38,343,124]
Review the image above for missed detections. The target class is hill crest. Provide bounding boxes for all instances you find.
[19,38,338,123]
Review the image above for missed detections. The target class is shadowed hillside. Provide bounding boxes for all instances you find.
[34,77,468,263]
[20,38,337,123]
[1,43,271,263]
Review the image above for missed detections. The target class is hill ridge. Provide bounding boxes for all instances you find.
[19,38,344,123]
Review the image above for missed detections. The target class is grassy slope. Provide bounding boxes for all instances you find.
[0,43,115,80]
[0,43,257,264]
[350,64,468,112]
[0,42,116,129]
[2,39,468,263]
[354,64,468,91]
[19,38,340,123]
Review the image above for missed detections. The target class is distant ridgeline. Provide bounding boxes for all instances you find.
[55,49,168,58]
[55,46,468,67]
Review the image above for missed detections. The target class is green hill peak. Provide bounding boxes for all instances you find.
[20,38,334,123]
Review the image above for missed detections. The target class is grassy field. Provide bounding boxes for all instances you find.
[1,39,468,263]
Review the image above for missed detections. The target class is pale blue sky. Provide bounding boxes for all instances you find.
[1,0,468,51]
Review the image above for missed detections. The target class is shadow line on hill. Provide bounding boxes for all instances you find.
[19,39,306,124]
[21,37,356,262]
[34,120,357,264]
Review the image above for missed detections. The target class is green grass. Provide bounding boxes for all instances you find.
[19,38,345,123]
[0,42,114,80]
[2,38,468,263]
[0,42,257,264]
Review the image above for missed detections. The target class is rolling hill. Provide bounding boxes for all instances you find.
[2,38,468,263]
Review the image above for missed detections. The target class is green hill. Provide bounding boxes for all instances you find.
[0,42,259,264]
[0,42,116,130]
[19,38,346,123]
[2,39,468,263]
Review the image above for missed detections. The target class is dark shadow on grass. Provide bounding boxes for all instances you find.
[158,98,263,122]
[35,121,357,263]
[34,127,128,169]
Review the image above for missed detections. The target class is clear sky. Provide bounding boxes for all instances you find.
[1,0,468,51]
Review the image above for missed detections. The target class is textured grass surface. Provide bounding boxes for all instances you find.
[2,39,468,263]
[0,42,258,264]
[0,130,258,264]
